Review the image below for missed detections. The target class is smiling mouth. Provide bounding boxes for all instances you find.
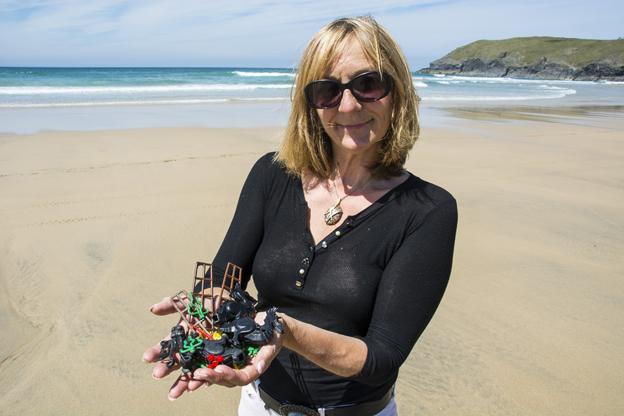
[335,119,372,128]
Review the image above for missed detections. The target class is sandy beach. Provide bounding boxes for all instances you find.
[1,109,623,415]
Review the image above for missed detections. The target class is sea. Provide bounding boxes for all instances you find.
[1,67,623,133]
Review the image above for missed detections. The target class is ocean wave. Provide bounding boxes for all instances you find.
[233,97,289,101]
[422,90,576,102]
[412,80,428,88]
[415,74,603,86]
[0,84,292,95]
[538,84,571,90]
[0,97,289,108]
[428,80,466,85]
[232,71,295,77]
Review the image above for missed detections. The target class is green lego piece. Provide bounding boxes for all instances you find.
[186,293,207,320]
[246,345,260,357]
[180,335,203,353]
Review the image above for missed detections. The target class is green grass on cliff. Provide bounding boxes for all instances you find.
[437,37,624,67]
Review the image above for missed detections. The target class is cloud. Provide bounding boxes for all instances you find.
[0,0,622,67]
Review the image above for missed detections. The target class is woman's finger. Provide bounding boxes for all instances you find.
[191,367,220,384]
[150,296,180,316]
[143,334,183,379]
[254,345,277,366]
[142,329,178,363]
[233,364,261,385]
[187,377,211,391]
[153,359,180,380]
[168,374,191,401]
[215,365,256,386]
[249,338,280,373]
[192,367,240,387]
[142,318,190,364]
[142,340,166,363]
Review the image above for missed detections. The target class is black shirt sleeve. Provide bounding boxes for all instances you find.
[350,198,458,385]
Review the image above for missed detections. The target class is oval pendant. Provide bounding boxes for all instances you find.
[324,204,343,225]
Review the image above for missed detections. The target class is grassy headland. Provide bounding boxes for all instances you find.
[419,37,624,80]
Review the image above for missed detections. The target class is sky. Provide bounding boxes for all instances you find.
[0,0,622,69]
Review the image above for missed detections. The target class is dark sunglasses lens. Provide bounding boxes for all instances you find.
[307,81,341,108]
[352,73,389,101]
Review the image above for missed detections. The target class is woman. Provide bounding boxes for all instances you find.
[143,16,457,416]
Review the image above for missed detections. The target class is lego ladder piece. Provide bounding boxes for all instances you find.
[218,262,243,302]
[192,262,213,323]
[171,289,211,336]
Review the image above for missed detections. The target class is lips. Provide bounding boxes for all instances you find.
[337,119,372,128]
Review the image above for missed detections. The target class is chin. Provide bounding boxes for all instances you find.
[332,134,378,153]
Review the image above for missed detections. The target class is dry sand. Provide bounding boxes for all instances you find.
[0,112,622,415]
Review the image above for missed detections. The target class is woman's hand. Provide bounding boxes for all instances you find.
[142,297,282,400]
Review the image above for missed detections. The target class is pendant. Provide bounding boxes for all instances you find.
[324,203,343,225]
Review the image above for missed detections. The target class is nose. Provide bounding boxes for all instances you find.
[337,88,362,113]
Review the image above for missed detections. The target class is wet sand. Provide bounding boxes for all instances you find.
[0,111,622,415]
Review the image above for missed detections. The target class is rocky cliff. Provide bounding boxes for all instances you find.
[418,37,624,81]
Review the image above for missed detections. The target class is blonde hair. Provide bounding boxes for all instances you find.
[276,16,420,179]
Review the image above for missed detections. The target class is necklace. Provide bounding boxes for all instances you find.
[323,174,373,226]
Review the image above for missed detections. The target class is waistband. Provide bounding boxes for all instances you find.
[258,384,393,416]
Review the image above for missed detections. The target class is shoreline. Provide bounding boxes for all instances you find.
[2,101,624,136]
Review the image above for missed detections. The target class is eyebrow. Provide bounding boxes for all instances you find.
[325,68,376,82]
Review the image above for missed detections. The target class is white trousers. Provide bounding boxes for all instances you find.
[238,381,398,416]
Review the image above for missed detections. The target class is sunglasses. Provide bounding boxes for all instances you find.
[304,71,393,109]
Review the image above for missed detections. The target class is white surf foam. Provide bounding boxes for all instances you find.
[232,71,295,77]
[422,90,576,102]
[0,97,289,108]
[538,85,573,91]
[416,74,604,86]
[0,84,292,95]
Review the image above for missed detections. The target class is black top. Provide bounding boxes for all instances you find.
[210,152,457,408]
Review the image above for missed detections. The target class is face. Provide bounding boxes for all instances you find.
[315,37,393,158]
